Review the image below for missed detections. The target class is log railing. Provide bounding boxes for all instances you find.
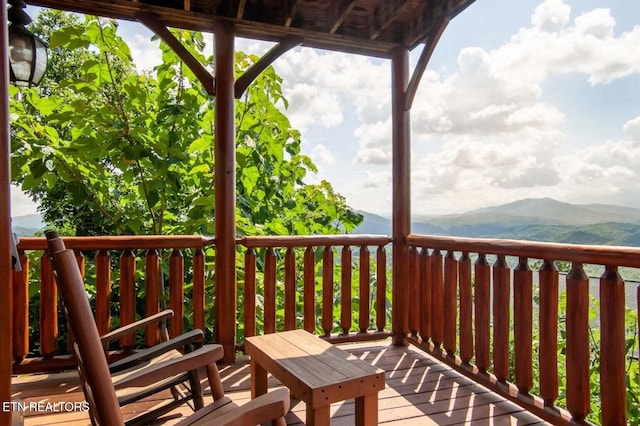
[407,234,636,425]
[237,235,392,344]
[12,235,215,373]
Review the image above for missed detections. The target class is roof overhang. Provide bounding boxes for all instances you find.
[26,0,476,58]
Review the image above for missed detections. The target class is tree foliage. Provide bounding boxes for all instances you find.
[11,11,362,236]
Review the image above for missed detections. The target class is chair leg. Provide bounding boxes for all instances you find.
[187,369,204,410]
[207,363,225,400]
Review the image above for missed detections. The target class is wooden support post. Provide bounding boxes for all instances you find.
[391,46,410,346]
[214,20,237,364]
[1,0,13,421]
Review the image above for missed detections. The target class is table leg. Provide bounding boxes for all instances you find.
[306,404,330,426]
[250,359,268,399]
[355,392,378,426]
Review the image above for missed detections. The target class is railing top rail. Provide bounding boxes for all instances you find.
[238,234,393,249]
[17,235,216,251]
[407,233,640,268]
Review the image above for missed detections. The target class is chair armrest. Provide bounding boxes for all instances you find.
[112,344,224,389]
[100,309,174,350]
[204,388,290,426]
[108,329,206,373]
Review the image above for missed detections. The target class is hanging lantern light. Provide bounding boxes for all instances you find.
[8,0,48,87]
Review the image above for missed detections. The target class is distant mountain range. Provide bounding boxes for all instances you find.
[13,198,640,246]
[353,198,640,246]
[11,214,44,237]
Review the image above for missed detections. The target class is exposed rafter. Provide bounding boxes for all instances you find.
[327,0,357,34]
[235,36,303,98]
[370,0,413,40]
[284,0,300,28]
[135,12,215,95]
[404,16,448,110]
[236,0,246,19]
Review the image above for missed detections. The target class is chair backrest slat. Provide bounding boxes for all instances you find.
[46,231,124,426]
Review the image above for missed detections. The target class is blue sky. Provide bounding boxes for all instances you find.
[12,0,640,217]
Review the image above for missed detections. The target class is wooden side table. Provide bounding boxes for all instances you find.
[245,330,385,426]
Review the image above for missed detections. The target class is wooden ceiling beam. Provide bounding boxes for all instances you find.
[327,0,357,34]
[369,0,413,40]
[236,0,247,19]
[235,35,303,98]
[284,0,300,28]
[135,12,215,95]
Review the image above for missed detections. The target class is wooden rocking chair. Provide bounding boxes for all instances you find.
[45,231,289,425]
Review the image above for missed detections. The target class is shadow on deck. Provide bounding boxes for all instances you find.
[12,340,548,425]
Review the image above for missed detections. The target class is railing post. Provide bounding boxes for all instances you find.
[169,249,185,338]
[459,252,473,364]
[391,45,410,346]
[0,2,12,421]
[145,249,160,346]
[538,259,558,406]
[284,247,296,331]
[322,246,334,336]
[340,245,352,335]
[263,248,277,334]
[303,247,316,333]
[514,257,532,394]
[358,246,370,333]
[214,20,237,363]
[119,250,136,350]
[566,262,590,422]
[12,251,28,363]
[600,266,626,424]
[474,253,490,373]
[95,250,112,336]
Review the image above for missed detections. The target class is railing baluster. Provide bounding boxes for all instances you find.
[538,259,558,406]
[431,249,443,348]
[376,245,387,332]
[514,256,532,393]
[359,246,370,333]
[303,246,315,333]
[444,250,457,356]
[119,249,136,350]
[340,245,352,335]
[66,250,85,353]
[169,249,184,338]
[409,246,419,336]
[284,247,296,331]
[475,253,490,373]
[493,255,510,382]
[193,248,205,332]
[264,247,277,334]
[566,262,590,422]
[459,252,472,364]
[40,253,58,358]
[95,250,111,336]
[145,249,160,346]
[12,250,29,362]
[322,246,334,336]
[600,266,626,424]
[420,248,431,343]
[244,248,256,338]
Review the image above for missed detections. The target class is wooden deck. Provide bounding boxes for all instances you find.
[12,340,548,425]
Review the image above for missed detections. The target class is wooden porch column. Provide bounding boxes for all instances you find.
[391,47,410,346]
[1,0,13,422]
[214,21,237,364]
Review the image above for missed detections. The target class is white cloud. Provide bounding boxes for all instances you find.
[310,144,335,167]
[129,34,161,72]
[531,0,571,32]
[623,116,640,142]
[10,185,38,216]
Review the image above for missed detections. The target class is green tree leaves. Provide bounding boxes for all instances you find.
[11,11,362,237]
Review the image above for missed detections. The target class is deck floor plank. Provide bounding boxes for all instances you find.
[12,340,549,425]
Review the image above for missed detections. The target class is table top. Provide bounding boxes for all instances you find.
[245,330,385,405]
